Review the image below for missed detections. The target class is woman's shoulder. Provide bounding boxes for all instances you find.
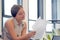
[5,18,14,27]
[5,18,13,24]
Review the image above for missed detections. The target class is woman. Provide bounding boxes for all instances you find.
[3,5,36,40]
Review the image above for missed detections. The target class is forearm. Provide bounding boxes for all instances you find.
[19,31,36,40]
[19,34,30,40]
[12,34,29,40]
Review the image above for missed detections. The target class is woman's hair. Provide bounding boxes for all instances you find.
[11,5,23,17]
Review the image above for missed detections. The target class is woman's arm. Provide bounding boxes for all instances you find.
[21,21,27,36]
[5,20,20,40]
[18,31,36,40]
[21,21,29,40]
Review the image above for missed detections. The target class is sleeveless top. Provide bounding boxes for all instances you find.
[3,18,24,40]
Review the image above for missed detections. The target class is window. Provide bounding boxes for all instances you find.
[29,0,38,31]
[28,0,53,32]
[57,0,60,20]
[45,0,60,32]
[46,0,52,20]
[3,0,23,16]
[45,0,53,32]
[3,17,10,27]
[29,0,37,20]
[29,21,35,31]
[46,24,53,32]
[4,0,17,16]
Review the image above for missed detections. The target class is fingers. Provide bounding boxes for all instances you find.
[31,31,36,35]
[27,31,36,38]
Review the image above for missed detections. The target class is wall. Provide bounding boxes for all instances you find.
[0,0,2,35]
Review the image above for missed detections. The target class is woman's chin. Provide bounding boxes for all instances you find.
[22,18,25,20]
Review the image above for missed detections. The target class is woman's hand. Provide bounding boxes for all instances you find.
[18,31,36,40]
[27,31,36,38]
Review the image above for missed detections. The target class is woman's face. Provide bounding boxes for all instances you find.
[15,8,25,21]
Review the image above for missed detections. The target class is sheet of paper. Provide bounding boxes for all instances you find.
[31,17,48,39]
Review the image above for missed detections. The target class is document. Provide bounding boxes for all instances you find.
[32,17,48,39]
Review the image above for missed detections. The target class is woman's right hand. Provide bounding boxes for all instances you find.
[27,31,36,38]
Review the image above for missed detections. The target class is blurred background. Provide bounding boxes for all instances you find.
[0,0,60,40]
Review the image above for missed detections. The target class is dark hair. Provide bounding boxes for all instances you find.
[11,5,23,17]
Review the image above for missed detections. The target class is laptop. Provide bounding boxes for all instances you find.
[52,36,60,40]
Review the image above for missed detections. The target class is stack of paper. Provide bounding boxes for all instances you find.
[32,17,48,40]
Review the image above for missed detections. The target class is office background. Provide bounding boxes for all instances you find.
[0,0,60,40]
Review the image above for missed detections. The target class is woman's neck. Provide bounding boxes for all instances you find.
[14,18,22,24]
